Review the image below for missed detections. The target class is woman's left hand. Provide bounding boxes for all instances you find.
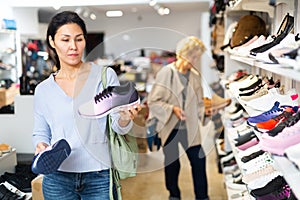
[118,103,142,126]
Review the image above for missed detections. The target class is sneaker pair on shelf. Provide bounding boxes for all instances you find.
[31,139,71,175]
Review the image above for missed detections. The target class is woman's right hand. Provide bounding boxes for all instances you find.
[35,142,49,155]
[173,106,186,121]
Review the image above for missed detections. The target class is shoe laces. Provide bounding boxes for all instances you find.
[263,103,283,116]
[94,86,114,103]
[273,111,292,123]
[275,185,291,199]
[280,111,300,127]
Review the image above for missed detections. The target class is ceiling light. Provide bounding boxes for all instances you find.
[149,0,157,7]
[106,10,123,17]
[149,1,170,16]
[157,7,165,15]
[163,8,170,15]
[90,13,97,20]
[83,10,89,18]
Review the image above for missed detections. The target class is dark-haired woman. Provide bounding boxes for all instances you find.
[32,11,140,200]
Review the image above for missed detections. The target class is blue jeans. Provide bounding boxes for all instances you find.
[42,169,116,200]
[163,129,209,200]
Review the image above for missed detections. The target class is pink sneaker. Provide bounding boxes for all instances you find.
[259,122,300,155]
[237,137,259,151]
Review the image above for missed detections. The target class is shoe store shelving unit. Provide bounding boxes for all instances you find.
[0,148,17,175]
[226,81,300,199]
[221,0,300,199]
[0,29,22,83]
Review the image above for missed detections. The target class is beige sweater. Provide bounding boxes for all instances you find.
[147,63,205,147]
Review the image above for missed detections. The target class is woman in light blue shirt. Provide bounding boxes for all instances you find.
[32,11,140,200]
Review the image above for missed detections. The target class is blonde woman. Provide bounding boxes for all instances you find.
[148,36,209,200]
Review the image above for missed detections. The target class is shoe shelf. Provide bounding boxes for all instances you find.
[224,87,300,199]
[225,0,274,17]
[0,148,17,175]
[0,29,21,83]
[272,155,300,199]
[222,119,255,200]
[2,181,32,200]
[224,88,262,117]
[230,55,300,82]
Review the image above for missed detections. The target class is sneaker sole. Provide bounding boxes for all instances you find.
[80,98,140,119]
[32,139,71,174]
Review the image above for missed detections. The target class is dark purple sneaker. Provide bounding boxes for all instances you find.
[78,81,140,119]
[255,184,292,200]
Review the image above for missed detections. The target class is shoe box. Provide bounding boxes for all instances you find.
[31,175,44,200]
[0,84,19,108]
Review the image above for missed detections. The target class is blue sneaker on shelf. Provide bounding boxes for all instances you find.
[31,139,71,175]
[247,101,285,126]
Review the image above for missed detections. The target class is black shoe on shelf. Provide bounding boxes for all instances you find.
[267,111,300,137]
[250,175,287,197]
[234,131,256,146]
[241,150,265,163]
[0,184,25,200]
[1,172,32,193]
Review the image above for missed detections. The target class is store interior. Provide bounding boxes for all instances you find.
[0,0,300,199]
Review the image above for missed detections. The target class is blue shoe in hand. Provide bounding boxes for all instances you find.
[31,139,71,175]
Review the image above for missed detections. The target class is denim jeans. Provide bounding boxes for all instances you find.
[43,169,115,200]
[163,129,209,200]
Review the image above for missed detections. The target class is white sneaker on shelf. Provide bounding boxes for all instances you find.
[244,88,299,112]
[234,35,268,57]
[246,171,283,190]
[284,142,300,169]
[252,34,299,63]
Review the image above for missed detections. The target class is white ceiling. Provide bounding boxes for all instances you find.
[9,0,211,14]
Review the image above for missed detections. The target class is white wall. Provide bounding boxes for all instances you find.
[38,9,208,60]
[12,7,39,36]
[2,6,212,154]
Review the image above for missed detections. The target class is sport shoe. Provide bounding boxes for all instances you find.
[241,152,274,172]
[243,165,280,186]
[236,137,259,151]
[0,183,24,200]
[234,131,256,146]
[259,121,300,155]
[78,81,140,118]
[255,184,292,200]
[250,176,288,197]
[267,111,300,137]
[284,142,300,169]
[244,88,299,112]
[255,107,298,132]
[239,84,269,101]
[247,101,285,126]
[229,75,259,94]
[241,149,265,163]
[31,139,71,175]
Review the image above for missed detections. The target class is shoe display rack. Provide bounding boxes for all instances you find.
[218,0,300,199]
[0,148,17,175]
[0,29,22,83]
